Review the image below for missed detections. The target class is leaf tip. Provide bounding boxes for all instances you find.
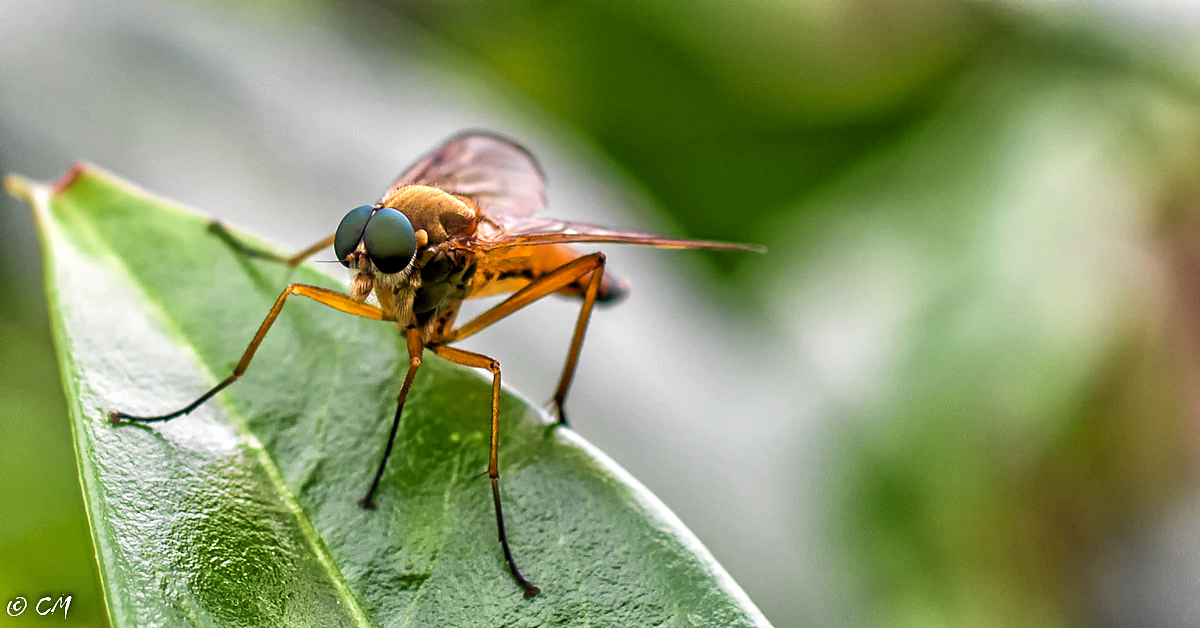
[3,172,34,203]
[5,162,93,205]
[50,162,90,196]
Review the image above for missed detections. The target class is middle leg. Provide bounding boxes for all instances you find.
[443,252,607,425]
[432,344,539,597]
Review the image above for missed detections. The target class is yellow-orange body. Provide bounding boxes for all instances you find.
[350,184,623,345]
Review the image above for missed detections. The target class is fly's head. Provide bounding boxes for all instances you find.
[334,204,428,302]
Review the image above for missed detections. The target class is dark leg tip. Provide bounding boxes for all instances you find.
[522,585,540,598]
[358,496,377,510]
[108,411,123,426]
[548,399,569,427]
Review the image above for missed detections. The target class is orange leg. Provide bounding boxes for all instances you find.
[109,283,384,424]
[444,252,606,425]
[432,344,539,597]
[210,220,335,266]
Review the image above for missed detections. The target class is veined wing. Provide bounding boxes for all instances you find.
[381,132,546,217]
[475,215,765,253]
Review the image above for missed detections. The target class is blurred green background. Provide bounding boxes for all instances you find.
[5,0,1200,626]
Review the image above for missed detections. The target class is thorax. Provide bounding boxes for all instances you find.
[371,185,481,339]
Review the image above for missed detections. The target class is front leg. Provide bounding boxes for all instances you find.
[109,283,384,424]
[360,326,424,509]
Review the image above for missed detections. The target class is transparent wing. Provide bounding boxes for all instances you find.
[476,215,765,253]
[381,132,546,217]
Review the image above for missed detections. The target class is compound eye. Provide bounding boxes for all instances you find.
[363,207,417,274]
[334,205,374,267]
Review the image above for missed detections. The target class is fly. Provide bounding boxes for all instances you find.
[109,132,763,596]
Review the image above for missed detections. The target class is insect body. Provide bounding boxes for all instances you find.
[109,132,762,596]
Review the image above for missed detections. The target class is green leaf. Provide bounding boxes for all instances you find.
[7,166,770,627]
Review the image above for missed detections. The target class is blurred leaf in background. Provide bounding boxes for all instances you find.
[388,1,1200,626]
[387,0,989,285]
[6,0,1200,626]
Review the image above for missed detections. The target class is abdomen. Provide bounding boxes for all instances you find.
[468,243,626,304]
